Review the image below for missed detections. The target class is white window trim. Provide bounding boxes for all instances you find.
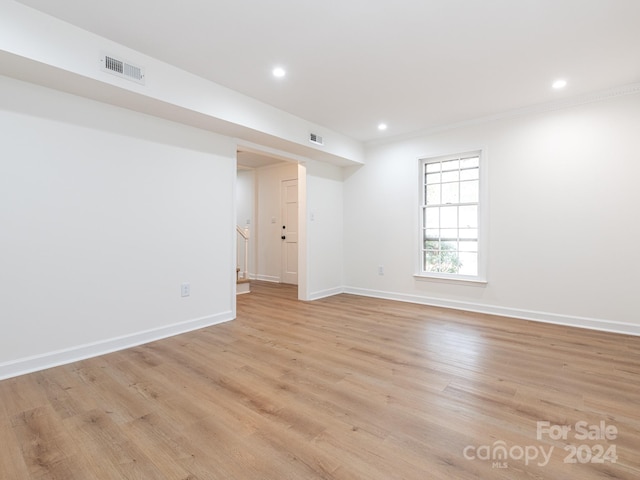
[413,272,488,285]
[416,149,489,284]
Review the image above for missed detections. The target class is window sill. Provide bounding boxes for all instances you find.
[413,273,488,286]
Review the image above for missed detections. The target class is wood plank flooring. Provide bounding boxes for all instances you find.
[1,281,639,479]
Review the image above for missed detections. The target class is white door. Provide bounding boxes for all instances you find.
[281,179,298,285]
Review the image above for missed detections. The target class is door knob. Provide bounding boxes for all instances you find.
[281,235,286,240]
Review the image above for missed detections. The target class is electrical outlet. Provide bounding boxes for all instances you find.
[181,282,190,297]
[378,265,384,276]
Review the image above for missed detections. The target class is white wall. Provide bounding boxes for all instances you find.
[255,162,299,282]
[0,75,237,378]
[344,92,640,334]
[306,160,345,299]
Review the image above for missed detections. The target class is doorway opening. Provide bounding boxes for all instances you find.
[236,147,306,300]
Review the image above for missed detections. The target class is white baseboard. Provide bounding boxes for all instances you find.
[343,286,640,337]
[0,311,234,381]
[308,286,345,301]
[255,274,280,283]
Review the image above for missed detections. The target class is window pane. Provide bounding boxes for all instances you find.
[460,180,479,203]
[424,239,439,251]
[459,228,478,239]
[426,184,440,204]
[441,182,459,204]
[459,240,478,252]
[425,228,439,240]
[424,250,460,273]
[439,248,461,273]
[424,250,461,274]
[440,228,458,240]
[458,253,478,276]
[459,205,478,228]
[442,159,459,171]
[426,162,441,173]
[424,207,439,229]
[460,156,479,169]
[426,172,441,184]
[442,240,457,251]
[441,170,459,183]
[440,206,457,228]
[460,168,479,181]
[424,251,440,271]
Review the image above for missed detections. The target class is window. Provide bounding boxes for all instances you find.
[419,151,484,281]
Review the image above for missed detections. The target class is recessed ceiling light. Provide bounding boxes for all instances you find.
[378,123,388,131]
[272,67,286,78]
[552,79,567,89]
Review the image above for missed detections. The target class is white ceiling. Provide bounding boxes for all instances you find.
[17,0,640,143]
[237,150,287,169]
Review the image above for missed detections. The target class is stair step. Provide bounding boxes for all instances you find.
[237,280,250,295]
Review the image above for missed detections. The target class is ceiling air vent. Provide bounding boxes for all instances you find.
[309,133,324,146]
[100,53,145,85]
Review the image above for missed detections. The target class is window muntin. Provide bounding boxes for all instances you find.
[420,152,481,278]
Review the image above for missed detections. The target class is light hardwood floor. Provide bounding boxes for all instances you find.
[1,281,639,479]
